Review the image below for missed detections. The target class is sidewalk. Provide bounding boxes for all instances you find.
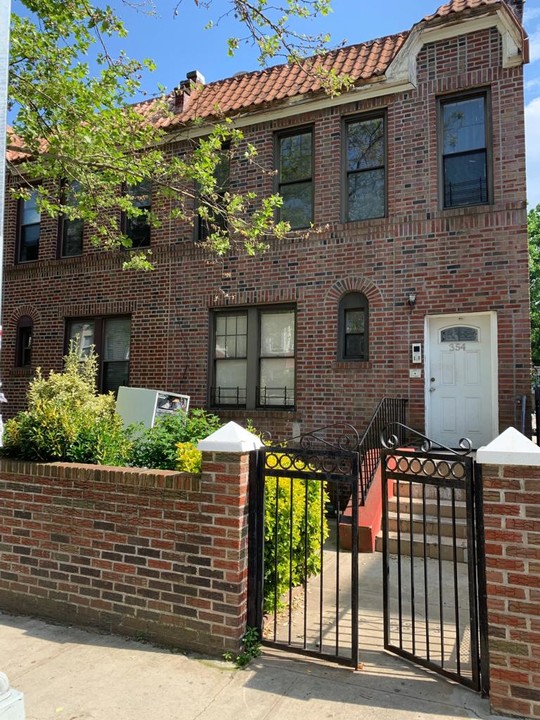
[0,610,512,720]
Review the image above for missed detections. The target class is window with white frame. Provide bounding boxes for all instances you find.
[211,307,295,408]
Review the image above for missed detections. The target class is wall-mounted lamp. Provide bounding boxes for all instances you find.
[407,292,417,309]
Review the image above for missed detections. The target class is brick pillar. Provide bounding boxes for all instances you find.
[477,429,540,719]
[197,422,263,654]
[198,449,251,653]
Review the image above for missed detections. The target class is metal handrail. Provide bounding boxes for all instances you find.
[358,397,407,503]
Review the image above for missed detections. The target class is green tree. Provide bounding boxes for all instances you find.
[8,0,345,267]
[529,204,540,366]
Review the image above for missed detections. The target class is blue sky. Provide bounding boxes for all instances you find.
[12,0,540,206]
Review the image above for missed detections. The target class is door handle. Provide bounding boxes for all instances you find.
[429,386,436,392]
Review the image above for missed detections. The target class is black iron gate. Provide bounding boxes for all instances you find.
[248,429,361,668]
[381,424,488,695]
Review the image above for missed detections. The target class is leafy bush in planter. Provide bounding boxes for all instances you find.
[128,409,222,470]
[3,348,131,465]
[263,455,329,613]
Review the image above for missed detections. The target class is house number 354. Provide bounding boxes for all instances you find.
[448,343,466,351]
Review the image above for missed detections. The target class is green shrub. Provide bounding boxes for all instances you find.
[3,348,131,465]
[128,409,222,470]
[263,454,329,612]
[176,442,202,473]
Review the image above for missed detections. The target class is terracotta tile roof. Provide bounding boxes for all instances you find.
[424,0,500,22]
[7,0,516,162]
[156,31,408,128]
[158,0,508,128]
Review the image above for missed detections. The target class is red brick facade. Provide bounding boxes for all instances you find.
[0,453,250,655]
[1,4,530,442]
[482,463,540,718]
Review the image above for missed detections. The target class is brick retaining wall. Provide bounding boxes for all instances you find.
[0,453,250,656]
[482,463,540,718]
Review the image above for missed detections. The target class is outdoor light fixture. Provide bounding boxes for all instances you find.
[407,292,417,309]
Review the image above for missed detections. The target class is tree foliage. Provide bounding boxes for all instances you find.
[8,0,343,266]
[529,204,540,366]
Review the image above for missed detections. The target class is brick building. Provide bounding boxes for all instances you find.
[1,0,531,447]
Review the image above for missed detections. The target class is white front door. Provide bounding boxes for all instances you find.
[426,313,497,449]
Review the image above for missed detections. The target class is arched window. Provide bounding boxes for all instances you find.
[16,316,33,367]
[338,293,368,361]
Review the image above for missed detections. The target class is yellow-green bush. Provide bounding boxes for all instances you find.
[2,347,131,466]
[264,453,329,612]
[176,442,202,473]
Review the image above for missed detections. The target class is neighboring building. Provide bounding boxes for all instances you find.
[2,0,530,447]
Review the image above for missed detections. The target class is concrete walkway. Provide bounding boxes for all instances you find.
[0,610,513,720]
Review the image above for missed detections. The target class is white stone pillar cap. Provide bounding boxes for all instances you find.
[476,426,540,466]
[0,672,9,699]
[197,421,264,453]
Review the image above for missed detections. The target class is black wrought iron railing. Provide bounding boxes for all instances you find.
[358,397,407,503]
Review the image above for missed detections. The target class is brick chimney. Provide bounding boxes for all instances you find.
[173,70,206,113]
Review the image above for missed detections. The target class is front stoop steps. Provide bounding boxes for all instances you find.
[375,481,469,563]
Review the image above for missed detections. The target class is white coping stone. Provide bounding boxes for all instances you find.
[476,426,540,467]
[197,421,264,453]
[0,672,25,719]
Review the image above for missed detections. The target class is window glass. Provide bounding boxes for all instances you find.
[339,293,368,361]
[278,130,313,229]
[440,326,479,342]
[19,191,41,262]
[442,95,488,208]
[279,132,312,183]
[125,180,151,248]
[280,182,313,229]
[16,317,33,368]
[215,314,247,358]
[215,360,247,405]
[68,321,95,357]
[443,98,485,154]
[104,317,131,361]
[260,311,295,356]
[259,358,295,406]
[61,181,84,257]
[346,117,385,221]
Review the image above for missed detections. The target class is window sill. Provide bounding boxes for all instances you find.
[334,360,372,370]
[441,202,491,217]
[213,407,301,421]
[10,367,34,377]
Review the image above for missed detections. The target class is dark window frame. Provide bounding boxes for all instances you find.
[275,126,314,230]
[337,292,369,361]
[438,89,492,209]
[121,181,151,248]
[15,315,33,368]
[196,142,231,242]
[65,315,131,394]
[343,112,387,222]
[58,181,84,258]
[209,305,296,410]
[16,188,41,263]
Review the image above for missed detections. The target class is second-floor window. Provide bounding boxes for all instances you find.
[441,93,489,208]
[123,181,151,248]
[211,306,295,409]
[197,146,230,241]
[277,129,313,229]
[60,181,84,257]
[17,190,40,263]
[345,116,385,221]
[67,316,131,394]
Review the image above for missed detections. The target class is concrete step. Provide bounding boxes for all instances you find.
[375,531,469,563]
[386,511,469,540]
[386,496,468,520]
[391,480,467,503]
